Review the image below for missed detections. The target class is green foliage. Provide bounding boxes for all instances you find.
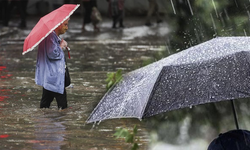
[114,125,139,150]
[105,69,122,90]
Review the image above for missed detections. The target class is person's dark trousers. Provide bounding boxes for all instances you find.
[5,0,17,26]
[0,0,9,26]
[40,88,67,109]
[112,13,124,28]
[82,0,97,24]
[112,16,117,28]
[64,0,70,4]
[5,0,28,28]
[18,0,28,28]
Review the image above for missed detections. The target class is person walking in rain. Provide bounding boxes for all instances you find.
[35,18,70,110]
[5,0,29,28]
[145,0,162,26]
[82,0,100,32]
[107,0,125,29]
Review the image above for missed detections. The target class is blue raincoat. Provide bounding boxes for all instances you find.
[35,31,65,94]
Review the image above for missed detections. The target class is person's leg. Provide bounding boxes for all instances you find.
[82,1,88,32]
[145,0,155,26]
[0,0,3,21]
[93,22,100,32]
[119,18,124,28]
[2,0,8,26]
[154,1,162,23]
[82,1,91,32]
[64,0,70,4]
[118,10,124,28]
[112,15,117,28]
[18,0,28,28]
[55,88,67,109]
[40,88,54,108]
[92,0,97,7]
[5,0,15,26]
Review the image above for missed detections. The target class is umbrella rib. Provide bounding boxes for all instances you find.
[141,68,166,118]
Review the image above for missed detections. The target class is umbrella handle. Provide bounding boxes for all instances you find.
[59,37,70,59]
[66,47,70,59]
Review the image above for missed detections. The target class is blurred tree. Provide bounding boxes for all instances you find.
[165,0,250,52]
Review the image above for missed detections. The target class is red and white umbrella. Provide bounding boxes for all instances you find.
[22,4,80,55]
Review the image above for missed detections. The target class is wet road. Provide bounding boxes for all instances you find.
[3,15,246,150]
[0,16,169,149]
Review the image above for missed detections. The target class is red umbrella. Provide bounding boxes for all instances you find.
[22,4,80,56]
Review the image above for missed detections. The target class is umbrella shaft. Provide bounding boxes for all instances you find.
[231,100,239,130]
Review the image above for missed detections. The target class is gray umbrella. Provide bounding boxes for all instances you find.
[87,37,250,128]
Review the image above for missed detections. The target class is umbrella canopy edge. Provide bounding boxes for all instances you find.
[22,4,80,55]
[86,83,119,123]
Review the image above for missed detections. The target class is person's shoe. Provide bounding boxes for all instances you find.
[145,22,152,26]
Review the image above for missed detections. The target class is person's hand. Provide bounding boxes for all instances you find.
[60,39,68,50]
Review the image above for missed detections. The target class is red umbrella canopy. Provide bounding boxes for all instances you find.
[23,4,80,55]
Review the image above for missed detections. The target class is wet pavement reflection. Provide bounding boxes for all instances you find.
[0,16,167,149]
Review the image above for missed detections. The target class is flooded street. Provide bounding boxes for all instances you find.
[2,1,250,149]
[0,16,169,149]
[2,13,250,150]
